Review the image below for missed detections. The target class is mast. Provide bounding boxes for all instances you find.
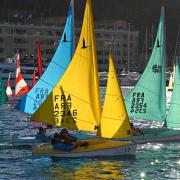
[173,24,180,64]
[145,27,148,65]
[151,22,154,49]
[71,0,75,53]
[127,23,131,74]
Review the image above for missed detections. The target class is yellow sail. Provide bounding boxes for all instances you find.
[100,53,133,138]
[32,0,102,133]
[168,73,173,88]
[168,65,175,88]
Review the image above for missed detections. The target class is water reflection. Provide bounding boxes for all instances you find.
[41,158,127,179]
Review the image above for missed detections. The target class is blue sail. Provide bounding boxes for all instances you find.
[16,0,74,114]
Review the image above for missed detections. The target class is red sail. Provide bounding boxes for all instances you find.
[37,40,43,78]
[32,68,36,86]
[15,51,30,96]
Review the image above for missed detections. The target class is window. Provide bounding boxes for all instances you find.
[14,29,26,34]
[14,38,26,44]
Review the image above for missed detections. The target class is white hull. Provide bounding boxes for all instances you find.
[11,135,50,147]
[34,144,136,158]
[137,134,180,144]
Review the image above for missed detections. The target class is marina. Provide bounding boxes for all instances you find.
[0,0,180,179]
[0,87,180,179]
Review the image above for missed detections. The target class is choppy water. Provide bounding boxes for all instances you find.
[0,87,180,180]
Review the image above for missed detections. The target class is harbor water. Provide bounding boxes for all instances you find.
[0,87,180,180]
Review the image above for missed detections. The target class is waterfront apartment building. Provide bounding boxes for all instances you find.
[0,19,139,73]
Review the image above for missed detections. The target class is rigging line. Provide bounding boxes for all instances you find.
[169,102,180,106]
[166,122,180,125]
[125,82,163,100]
[105,93,121,98]
[27,77,101,113]
[138,82,164,97]
[26,53,99,107]
[173,24,180,64]
[101,116,128,122]
[51,60,70,71]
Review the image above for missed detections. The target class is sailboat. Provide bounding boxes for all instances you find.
[12,0,75,147]
[15,0,75,115]
[166,59,180,129]
[15,51,30,96]
[32,0,136,158]
[0,76,8,104]
[124,7,180,143]
[6,73,13,98]
[125,6,166,123]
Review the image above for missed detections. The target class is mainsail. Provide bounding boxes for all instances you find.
[16,0,74,114]
[166,59,180,128]
[100,53,132,138]
[15,52,30,96]
[32,0,102,133]
[0,76,7,104]
[125,7,166,122]
[6,73,13,97]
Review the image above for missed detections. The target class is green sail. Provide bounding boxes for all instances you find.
[166,59,180,128]
[125,7,166,122]
[0,77,8,105]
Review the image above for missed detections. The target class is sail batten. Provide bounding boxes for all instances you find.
[32,0,101,133]
[125,7,166,122]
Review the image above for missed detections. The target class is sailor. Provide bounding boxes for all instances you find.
[51,128,89,151]
[130,123,144,136]
[36,127,50,142]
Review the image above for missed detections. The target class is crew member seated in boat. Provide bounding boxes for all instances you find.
[36,127,50,142]
[51,128,89,151]
[130,123,144,136]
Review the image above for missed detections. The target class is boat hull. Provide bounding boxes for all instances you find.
[120,128,180,144]
[11,135,50,147]
[33,140,136,158]
[11,133,93,147]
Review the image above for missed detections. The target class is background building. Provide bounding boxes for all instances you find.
[0,18,139,73]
